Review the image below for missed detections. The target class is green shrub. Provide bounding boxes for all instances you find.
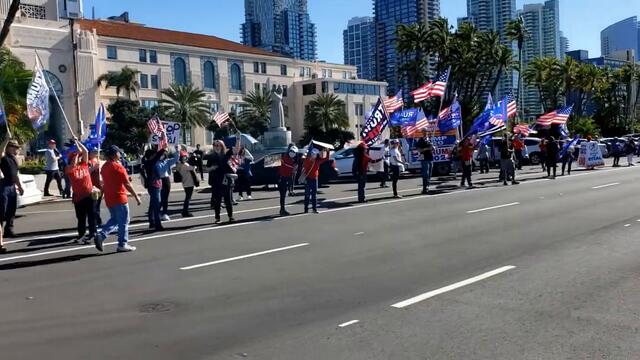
[19,159,45,175]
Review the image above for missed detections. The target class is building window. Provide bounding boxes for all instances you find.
[253,62,260,73]
[322,69,327,78]
[254,83,261,92]
[321,81,328,93]
[299,66,305,77]
[230,63,242,91]
[139,49,147,63]
[302,83,316,96]
[141,99,159,109]
[304,67,311,77]
[342,71,347,79]
[280,64,287,76]
[260,62,267,74]
[150,75,158,89]
[328,69,333,78]
[282,85,288,97]
[203,60,215,89]
[355,103,364,116]
[107,46,117,60]
[149,50,157,63]
[184,125,192,146]
[140,74,149,89]
[173,57,187,85]
[19,4,46,19]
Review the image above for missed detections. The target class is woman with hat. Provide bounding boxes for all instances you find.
[65,138,97,243]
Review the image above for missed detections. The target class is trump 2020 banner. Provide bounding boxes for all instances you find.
[360,98,389,146]
[26,62,50,130]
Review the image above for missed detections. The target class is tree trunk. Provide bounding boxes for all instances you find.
[0,0,21,48]
[517,48,523,120]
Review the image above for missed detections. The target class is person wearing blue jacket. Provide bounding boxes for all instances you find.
[143,146,178,231]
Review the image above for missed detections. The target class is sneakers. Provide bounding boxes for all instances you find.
[238,196,244,201]
[228,217,235,223]
[393,195,402,199]
[214,218,221,224]
[0,246,6,254]
[79,234,93,245]
[116,244,136,252]
[161,214,171,221]
[94,232,106,252]
[312,209,319,214]
[512,181,520,185]
[247,195,253,200]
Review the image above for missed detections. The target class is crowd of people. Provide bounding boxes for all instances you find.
[0,128,634,255]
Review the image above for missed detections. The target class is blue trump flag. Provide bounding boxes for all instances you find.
[438,98,462,133]
[390,108,422,127]
[559,135,579,159]
[86,103,107,148]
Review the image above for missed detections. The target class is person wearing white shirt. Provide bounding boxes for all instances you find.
[388,140,406,198]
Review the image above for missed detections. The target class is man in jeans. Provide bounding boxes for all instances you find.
[94,145,141,253]
[0,140,24,239]
[415,130,434,194]
[43,139,63,196]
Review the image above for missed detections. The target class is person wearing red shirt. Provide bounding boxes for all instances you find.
[302,148,329,213]
[352,142,371,203]
[88,148,102,226]
[94,145,141,253]
[459,137,475,188]
[65,139,97,244]
[512,135,525,170]
[278,144,298,216]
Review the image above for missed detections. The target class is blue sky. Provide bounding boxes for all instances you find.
[85,0,640,63]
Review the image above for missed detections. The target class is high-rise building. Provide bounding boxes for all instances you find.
[343,17,376,81]
[519,0,561,117]
[374,0,440,94]
[461,0,516,98]
[242,0,317,61]
[560,31,569,60]
[601,16,640,59]
[0,0,81,21]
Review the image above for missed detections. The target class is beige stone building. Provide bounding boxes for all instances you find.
[2,0,387,150]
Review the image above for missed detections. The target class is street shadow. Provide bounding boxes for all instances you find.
[9,227,78,239]
[0,253,113,271]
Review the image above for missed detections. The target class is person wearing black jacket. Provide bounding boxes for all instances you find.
[206,140,235,223]
[546,136,559,179]
[500,136,519,186]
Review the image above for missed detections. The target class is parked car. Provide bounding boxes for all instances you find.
[473,137,542,167]
[332,144,384,178]
[574,139,608,158]
[18,174,43,207]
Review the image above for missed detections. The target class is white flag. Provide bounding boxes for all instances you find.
[26,60,50,129]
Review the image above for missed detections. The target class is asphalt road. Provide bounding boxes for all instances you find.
[1,163,640,359]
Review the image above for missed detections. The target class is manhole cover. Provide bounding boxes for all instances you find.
[139,302,175,314]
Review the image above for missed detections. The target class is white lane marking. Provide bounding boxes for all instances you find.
[354,232,365,236]
[466,202,520,214]
[179,243,309,270]
[19,210,75,215]
[592,182,620,189]
[338,320,360,328]
[391,265,516,309]
[624,224,631,227]
[0,221,261,263]
[636,219,640,222]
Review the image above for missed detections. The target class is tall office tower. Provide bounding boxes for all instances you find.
[374,0,440,94]
[242,0,317,61]
[343,17,376,80]
[560,31,569,60]
[519,0,560,117]
[462,0,517,98]
[601,16,640,59]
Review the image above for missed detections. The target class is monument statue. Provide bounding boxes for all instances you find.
[270,85,286,130]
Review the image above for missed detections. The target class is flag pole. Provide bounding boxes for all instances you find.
[34,50,75,138]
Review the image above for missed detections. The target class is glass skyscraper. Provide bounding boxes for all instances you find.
[374,0,440,94]
[343,17,376,81]
[462,0,516,98]
[242,0,317,61]
[520,0,561,117]
[601,17,640,60]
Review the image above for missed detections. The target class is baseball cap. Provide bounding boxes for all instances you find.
[48,139,56,144]
[6,140,19,148]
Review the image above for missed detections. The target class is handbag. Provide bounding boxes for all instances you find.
[222,173,238,186]
[173,169,183,183]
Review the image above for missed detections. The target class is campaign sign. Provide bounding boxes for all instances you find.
[578,141,604,168]
[150,121,182,145]
[432,135,457,162]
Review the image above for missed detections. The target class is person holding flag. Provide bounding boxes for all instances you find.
[459,137,475,188]
[499,135,519,186]
[278,144,298,216]
[302,147,330,213]
[206,140,235,223]
[561,139,577,176]
[352,142,370,203]
[415,129,434,194]
[476,136,490,174]
[65,138,97,244]
[546,136,559,179]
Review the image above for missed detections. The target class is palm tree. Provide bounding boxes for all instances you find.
[239,89,272,138]
[506,16,528,119]
[97,66,140,99]
[561,57,578,104]
[426,18,452,73]
[0,47,36,142]
[574,63,600,117]
[305,93,349,132]
[159,83,211,142]
[396,23,431,92]
[490,43,514,96]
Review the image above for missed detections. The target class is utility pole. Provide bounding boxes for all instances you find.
[0,0,21,48]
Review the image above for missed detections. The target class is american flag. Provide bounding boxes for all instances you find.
[228,155,241,173]
[383,90,404,114]
[402,117,431,138]
[502,91,517,118]
[513,123,531,137]
[537,105,574,126]
[213,111,230,127]
[147,115,168,148]
[410,67,450,103]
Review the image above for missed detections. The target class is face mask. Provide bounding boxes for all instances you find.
[289,151,296,158]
